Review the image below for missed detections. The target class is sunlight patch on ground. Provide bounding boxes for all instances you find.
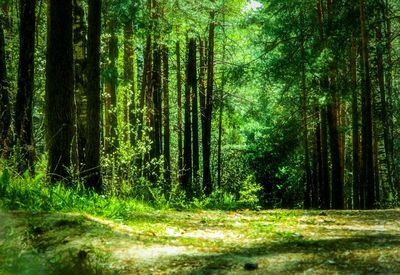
[114,245,193,261]
[2,209,400,274]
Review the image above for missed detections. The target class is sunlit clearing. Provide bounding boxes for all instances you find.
[114,246,191,261]
[242,0,263,13]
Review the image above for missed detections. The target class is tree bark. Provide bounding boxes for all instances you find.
[199,38,207,184]
[46,0,75,183]
[316,0,330,209]
[73,0,88,175]
[359,0,375,209]
[384,14,396,194]
[162,46,171,188]
[300,27,311,209]
[152,43,162,161]
[85,0,102,191]
[320,107,330,209]
[351,35,360,209]
[189,38,199,183]
[376,23,392,197]
[123,21,136,145]
[313,107,322,207]
[176,40,183,183]
[327,72,344,210]
[0,12,11,158]
[182,37,192,198]
[203,14,215,196]
[15,0,36,174]
[139,34,152,175]
[104,19,119,156]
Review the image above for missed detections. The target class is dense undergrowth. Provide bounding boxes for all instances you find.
[0,163,262,219]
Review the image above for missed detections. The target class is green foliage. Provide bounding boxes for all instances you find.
[0,168,153,218]
[238,174,262,209]
[0,163,264,218]
[187,175,262,211]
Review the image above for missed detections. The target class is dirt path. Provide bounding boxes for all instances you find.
[1,209,400,274]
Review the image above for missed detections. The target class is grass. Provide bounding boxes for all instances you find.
[0,168,155,219]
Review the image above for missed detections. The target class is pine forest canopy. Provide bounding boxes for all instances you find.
[1,0,400,210]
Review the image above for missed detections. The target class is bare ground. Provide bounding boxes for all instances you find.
[1,209,400,274]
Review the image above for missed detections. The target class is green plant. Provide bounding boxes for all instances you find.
[238,174,262,209]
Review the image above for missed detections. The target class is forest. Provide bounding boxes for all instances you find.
[1,0,400,273]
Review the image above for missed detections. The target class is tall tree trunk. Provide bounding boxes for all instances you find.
[320,107,330,209]
[141,0,154,178]
[316,0,330,209]
[162,46,171,188]
[150,0,162,165]
[182,37,192,198]
[199,38,207,184]
[138,34,152,175]
[105,19,119,156]
[152,44,162,161]
[351,35,360,209]
[123,20,136,145]
[217,12,227,189]
[384,15,396,194]
[189,38,199,184]
[314,107,322,207]
[85,0,102,191]
[376,22,392,198]
[359,0,375,209]
[15,0,36,175]
[46,0,75,183]
[327,72,344,209]
[300,28,311,209]
[327,0,344,209]
[203,14,215,196]
[73,0,88,175]
[0,13,11,157]
[176,40,183,183]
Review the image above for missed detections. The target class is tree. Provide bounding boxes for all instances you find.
[85,0,103,191]
[203,11,215,196]
[151,43,162,161]
[151,0,163,164]
[46,0,75,182]
[326,0,344,210]
[15,0,36,174]
[73,0,88,174]
[162,46,171,188]
[359,0,375,209]
[182,37,192,197]
[104,19,119,156]
[351,35,360,209]
[123,20,136,144]
[299,12,311,208]
[139,32,152,175]
[375,15,393,200]
[189,38,199,184]
[176,40,183,182]
[0,12,10,158]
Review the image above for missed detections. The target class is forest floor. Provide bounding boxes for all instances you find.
[1,209,400,274]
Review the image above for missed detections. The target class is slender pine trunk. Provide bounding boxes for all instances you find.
[0,12,11,157]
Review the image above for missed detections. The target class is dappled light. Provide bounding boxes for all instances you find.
[2,209,400,273]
